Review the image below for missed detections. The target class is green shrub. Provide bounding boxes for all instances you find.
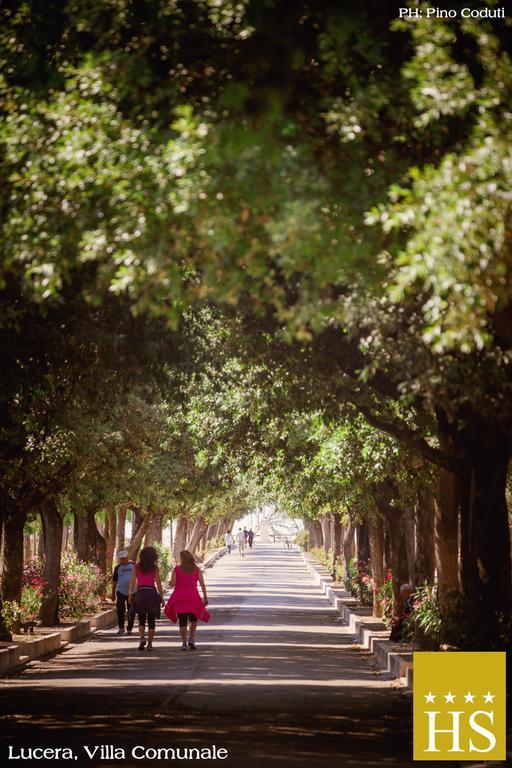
[154,541,172,582]
[2,584,44,633]
[377,570,394,626]
[1,600,20,633]
[59,552,103,620]
[404,584,442,648]
[294,529,309,550]
[309,547,334,574]
[203,535,225,557]
[23,553,103,621]
[345,558,373,606]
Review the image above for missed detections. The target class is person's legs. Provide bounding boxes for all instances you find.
[146,613,156,649]
[126,597,135,633]
[178,613,188,647]
[116,591,126,631]
[188,614,198,648]
[138,612,147,649]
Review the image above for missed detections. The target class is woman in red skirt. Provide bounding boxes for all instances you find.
[166,550,209,650]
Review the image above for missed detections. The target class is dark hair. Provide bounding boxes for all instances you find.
[138,546,158,574]
[180,550,196,574]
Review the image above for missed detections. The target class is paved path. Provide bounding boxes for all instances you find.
[0,544,431,767]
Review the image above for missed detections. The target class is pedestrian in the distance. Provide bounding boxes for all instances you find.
[165,550,209,651]
[243,527,249,542]
[224,530,234,555]
[128,546,164,652]
[247,529,255,548]
[112,550,135,635]
[236,528,246,557]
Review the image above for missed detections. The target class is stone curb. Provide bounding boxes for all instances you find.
[13,632,62,661]
[201,546,227,570]
[300,550,413,688]
[1,606,118,676]
[0,643,21,674]
[59,619,92,643]
[90,607,117,630]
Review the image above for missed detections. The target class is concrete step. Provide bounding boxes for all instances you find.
[300,549,413,688]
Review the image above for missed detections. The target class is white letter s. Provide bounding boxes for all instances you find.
[469,710,496,753]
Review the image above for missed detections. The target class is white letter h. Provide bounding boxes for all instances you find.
[425,711,464,752]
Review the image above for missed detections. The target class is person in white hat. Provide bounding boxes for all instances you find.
[112,550,135,635]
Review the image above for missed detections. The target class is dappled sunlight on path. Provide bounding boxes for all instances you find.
[0,543,437,767]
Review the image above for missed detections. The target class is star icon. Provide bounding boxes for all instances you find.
[464,691,475,703]
[483,692,495,703]
[444,692,455,703]
[424,692,436,703]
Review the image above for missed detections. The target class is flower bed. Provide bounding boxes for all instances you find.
[345,558,374,606]
[309,549,374,606]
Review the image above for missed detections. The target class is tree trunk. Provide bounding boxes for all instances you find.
[205,523,216,542]
[415,488,435,585]
[116,503,127,551]
[375,482,409,616]
[172,516,189,562]
[356,523,370,561]
[1,507,27,603]
[38,530,44,559]
[131,506,143,540]
[331,513,343,575]
[320,514,331,555]
[40,503,63,626]
[367,513,385,618]
[459,422,512,641]
[434,469,460,606]
[1,504,27,635]
[304,519,322,549]
[127,512,151,561]
[95,521,107,593]
[186,516,209,556]
[403,505,416,585]
[68,515,74,551]
[24,531,31,562]
[310,520,323,549]
[105,509,117,580]
[0,506,11,640]
[73,508,97,563]
[145,508,164,547]
[342,522,356,580]
[386,511,410,615]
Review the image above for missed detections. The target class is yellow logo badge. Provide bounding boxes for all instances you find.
[413,652,506,761]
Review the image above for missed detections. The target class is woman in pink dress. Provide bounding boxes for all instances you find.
[166,550,209,650]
